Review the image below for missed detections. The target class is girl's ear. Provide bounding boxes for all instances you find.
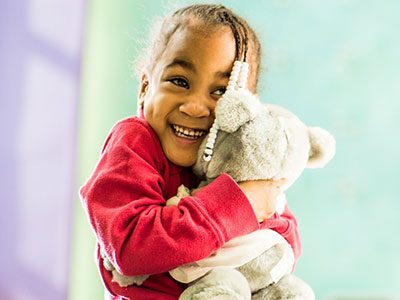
[138,73,149,107]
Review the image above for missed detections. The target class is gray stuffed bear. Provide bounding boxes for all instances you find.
[103,88,336,300]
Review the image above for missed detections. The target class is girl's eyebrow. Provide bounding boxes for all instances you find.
[215,70,231,79]
[165,58,231,78]
[166,58,196,73]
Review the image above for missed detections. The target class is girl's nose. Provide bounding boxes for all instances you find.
[179,98,211,118]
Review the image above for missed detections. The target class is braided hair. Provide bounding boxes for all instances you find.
[138,4,261,93]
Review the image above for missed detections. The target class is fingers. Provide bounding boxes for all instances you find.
[271,178,286,189]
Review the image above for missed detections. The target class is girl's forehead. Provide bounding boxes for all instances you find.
[160,26,236,67]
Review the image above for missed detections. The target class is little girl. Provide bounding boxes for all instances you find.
[80,4,302,300]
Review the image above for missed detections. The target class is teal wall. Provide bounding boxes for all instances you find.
[70,1,400,299]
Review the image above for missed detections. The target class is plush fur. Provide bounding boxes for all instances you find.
[194,89,335,189]
[175,89,335,300]
[105,88,335,299]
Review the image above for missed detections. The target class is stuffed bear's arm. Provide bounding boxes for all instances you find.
[166,184,191,206]
[261,203,302,262]
[169,229,294,284]
[100,248,150,287]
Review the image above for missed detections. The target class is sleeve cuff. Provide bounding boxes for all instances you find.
[191,173,259,242]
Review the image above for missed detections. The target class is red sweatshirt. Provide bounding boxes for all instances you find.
[80,117,301,300]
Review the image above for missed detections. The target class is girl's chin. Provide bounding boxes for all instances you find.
[165,148,197,167]
[170,156,196,167]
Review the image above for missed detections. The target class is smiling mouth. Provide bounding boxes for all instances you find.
[171,124,207,140]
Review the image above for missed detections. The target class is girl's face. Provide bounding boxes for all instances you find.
[140,26,236,167]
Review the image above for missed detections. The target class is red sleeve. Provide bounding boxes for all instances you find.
[260,203,302,262]
[80,118,259,276]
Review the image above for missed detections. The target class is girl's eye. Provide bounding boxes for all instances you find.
[212,87,227,97]
[169,78,189,89]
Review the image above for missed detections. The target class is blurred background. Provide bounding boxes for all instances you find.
[1,0,399,299]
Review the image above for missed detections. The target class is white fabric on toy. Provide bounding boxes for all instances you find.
[169,228,294,284]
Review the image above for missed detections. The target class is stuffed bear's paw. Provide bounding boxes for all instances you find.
[111,271,149,287]
[251,274,315,300]
[179,267,251,300]
[166,185,191,206]
[166,196,181,207]
[176,184,191,197]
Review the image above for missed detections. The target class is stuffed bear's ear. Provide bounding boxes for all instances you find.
[307,127,336,168]
[215,89,260,133]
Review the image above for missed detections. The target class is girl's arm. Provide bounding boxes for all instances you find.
[80,118,260,277]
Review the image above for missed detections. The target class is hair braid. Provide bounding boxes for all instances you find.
[230,14,249,62]
[220,11,241,61]
[137,4,261,92]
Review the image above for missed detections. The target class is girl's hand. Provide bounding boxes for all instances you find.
[239,179,286,222]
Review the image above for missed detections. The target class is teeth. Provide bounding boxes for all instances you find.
[172,125,206,139]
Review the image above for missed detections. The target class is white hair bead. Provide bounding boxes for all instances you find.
[202,59,249,162]
[208,132,217,140]
[227,61,242,91]
[203,154,212,161]
[209,127,218,134]
[238,62,249,89]
[206,141,215,148]
[204,148,213,155]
